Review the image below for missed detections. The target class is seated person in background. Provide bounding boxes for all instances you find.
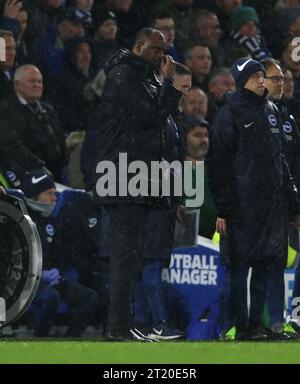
[0,64,65,181]
[20,170,100,337]
[227,6,271,62]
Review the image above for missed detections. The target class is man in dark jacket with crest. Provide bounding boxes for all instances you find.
[208,57,300,340]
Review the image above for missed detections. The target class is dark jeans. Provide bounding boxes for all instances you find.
[105,204,150,334]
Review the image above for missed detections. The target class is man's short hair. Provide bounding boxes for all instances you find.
[134,28,158,44]
[149,10,174,27]
[0,29,14,39]
[175,62,192,76]
[182,115,209,135]
[209,67,232,85]
[261,58,281,71]
[193,9,216,23]
[184,42,210,60]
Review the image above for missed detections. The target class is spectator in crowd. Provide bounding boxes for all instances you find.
[282,67,295,100]
[266,5,300,58]
[208,58,300,340]
[155,0,194,52]
[228,6,271,61]
[15,5,30,65]
[182,86,208,119]
[183,115,216,238]
[276,0,300,9]
[68,0,94,12]
[47,36,95,134]
[196,0,242,39]
[0,0,23,39]
[20,169,100,337]
[281,66,300,127]
[184,42,212,91]
[34,6,88,78]
[207,67,235,122]
[0,65,65,180]
[149,11,182,62]
[281,37,300,127]
[93,0,148,48]
[0,29,16,99]
[190,9,225,67]
[90,28,181,341]
[25,0,63,59]
[92,9,120,70]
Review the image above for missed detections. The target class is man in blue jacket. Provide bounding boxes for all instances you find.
[208,57,300,340]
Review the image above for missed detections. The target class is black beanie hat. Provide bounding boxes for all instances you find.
[231,57,265,89]
[21,170,55,199]
[93,9,117,31]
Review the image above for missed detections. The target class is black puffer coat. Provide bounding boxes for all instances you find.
[92,49,181,205]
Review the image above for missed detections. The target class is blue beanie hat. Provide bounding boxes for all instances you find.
[231,57,265,89]
[21,170,55,199]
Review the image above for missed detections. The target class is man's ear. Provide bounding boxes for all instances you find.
[133,41,143,55]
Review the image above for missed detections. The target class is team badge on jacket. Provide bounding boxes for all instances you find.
[268,114,277,127]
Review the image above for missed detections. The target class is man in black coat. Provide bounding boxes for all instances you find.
[0,64,65,181]
[91,28,181,341]
[258,58,300,338]
[208,58,300,340]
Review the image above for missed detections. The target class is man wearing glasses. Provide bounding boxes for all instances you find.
[208,57,300,340]
[252,58,300,339]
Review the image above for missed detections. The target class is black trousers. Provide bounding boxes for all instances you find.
[105,204,150,334]
[228,260,270,330]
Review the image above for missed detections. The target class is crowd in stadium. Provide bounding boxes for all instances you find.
[1,0,300,341]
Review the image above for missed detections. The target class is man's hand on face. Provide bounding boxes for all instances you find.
[161,54,176,80]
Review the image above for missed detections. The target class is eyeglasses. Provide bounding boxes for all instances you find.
[249,72,265,80]
[265,76,285,84]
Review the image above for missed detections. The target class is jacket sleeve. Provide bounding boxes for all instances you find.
[102,64,182,124]
[288,115,300,191]
[282,153,300,217]
[207,106,238,219]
